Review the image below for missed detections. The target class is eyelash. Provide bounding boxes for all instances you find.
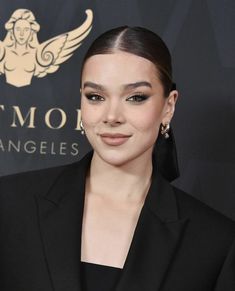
[84,93,149,103]
[85,93,105,102]
[127,95,149,103]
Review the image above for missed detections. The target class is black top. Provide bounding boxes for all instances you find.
[81,261,122,291]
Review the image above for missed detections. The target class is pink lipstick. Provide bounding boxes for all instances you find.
[99,133,131,146]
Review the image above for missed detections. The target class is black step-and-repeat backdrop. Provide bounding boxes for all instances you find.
[0,0,234,220]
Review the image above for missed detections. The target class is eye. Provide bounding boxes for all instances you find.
[84,93,105,102]
[126,94,149,103]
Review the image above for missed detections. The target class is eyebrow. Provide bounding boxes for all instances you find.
[83,81,152,91]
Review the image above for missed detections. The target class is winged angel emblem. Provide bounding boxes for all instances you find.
[0,8,93,87]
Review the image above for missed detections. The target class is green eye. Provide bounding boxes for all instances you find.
[85,93,105,101]
[127,95,149,103]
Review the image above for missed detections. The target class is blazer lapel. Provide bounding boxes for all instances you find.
[115,164,189,291]
[35,151,189,291]
[35,152,93,291]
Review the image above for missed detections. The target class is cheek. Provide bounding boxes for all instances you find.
[81,101,102,127]
[129,106,163,133]
[13,29,18,36]
[25,31,31,38]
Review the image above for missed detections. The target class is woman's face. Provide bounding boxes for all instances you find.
[13,19,31,45]
[81,51,178,166]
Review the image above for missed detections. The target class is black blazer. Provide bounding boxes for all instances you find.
[0,151,235,291]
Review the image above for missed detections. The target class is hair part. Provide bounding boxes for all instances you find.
[80,26,174,97]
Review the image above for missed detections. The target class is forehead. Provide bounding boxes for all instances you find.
[82,52,159,86]
[15,19,30,27]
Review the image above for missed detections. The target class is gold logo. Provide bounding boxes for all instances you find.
[0,8,93,87]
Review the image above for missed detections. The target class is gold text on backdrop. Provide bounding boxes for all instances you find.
[0,105,82,130]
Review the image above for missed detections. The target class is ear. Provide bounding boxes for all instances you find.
[161,90,179,124]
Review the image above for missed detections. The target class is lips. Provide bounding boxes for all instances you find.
[100,133,131,138]
[99,133,131,146]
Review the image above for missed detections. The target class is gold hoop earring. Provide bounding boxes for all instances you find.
[161,123,170,139]
[80,120,85,135]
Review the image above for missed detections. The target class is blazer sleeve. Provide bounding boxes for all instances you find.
[214,238,235,291]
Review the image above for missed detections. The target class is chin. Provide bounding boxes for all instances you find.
[101,152,130,166]
[94,148,149,168]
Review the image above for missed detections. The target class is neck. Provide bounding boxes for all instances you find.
[86,150,153,204]
[15,42,28,51]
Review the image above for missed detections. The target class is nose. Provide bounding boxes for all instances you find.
[20,29,24,36]
[103,99,125,126]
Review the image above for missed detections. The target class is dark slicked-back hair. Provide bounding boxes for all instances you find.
[80,26,174,97]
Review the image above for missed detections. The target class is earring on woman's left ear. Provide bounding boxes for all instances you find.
[161,123,170,139]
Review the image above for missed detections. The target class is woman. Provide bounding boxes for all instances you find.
[0,26,235,291]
